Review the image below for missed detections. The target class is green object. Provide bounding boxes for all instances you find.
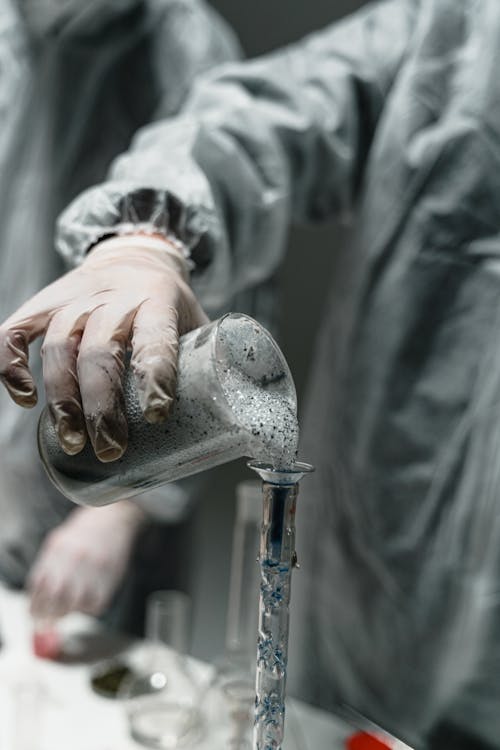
[90,662,135,699]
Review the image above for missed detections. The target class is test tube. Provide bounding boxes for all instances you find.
[203,481,262,749]
[248,461,314,750]
[225,480,262,664]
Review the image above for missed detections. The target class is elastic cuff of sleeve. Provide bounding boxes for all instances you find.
[84,189,193,253]
[115,188,211,265]
[56,184,215,272]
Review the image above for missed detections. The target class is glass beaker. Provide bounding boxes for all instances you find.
[38,314,298,507]
[122,590,205,749]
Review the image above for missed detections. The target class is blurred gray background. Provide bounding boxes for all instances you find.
[189,0,368,660]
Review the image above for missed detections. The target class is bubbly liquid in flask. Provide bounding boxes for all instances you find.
[218,366,299,469]
[38,314,300,506]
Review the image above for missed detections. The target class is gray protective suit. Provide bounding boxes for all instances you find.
[0,0,240,585]
[56,0,500,746]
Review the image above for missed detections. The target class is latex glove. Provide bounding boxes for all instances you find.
[28,501,146,619]
[0,235,208,462]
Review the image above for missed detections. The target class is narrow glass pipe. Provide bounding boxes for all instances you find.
[248,461,314,750]
[225,481,262,665]
[202,481,262,750]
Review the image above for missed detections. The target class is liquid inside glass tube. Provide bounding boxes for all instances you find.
[248,463,313,750]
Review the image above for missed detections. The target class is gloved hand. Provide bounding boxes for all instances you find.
[28,501,146,619]
[0,235,208,462]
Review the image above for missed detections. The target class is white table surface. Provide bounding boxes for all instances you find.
[0,585,353,750]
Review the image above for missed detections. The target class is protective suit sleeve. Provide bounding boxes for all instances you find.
[56,0,418,312]
[150,0,242,118]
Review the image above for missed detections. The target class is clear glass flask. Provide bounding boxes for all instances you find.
[38,314,298,507]
[122,590,205,749]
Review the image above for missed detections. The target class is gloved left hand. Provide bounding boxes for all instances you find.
[0,234,208,462]
[28,501,146,619]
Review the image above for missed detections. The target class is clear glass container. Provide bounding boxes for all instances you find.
[248,461,314,750]
[38,313,298,507]
[121,590,205,749]
[201,480,261,749]
[225,480,262,666]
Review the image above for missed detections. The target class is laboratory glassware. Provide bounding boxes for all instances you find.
[122,590,205,749]
[224,480,262,668]
[248,461,314,750]
[38,313,299,507]
[201,480,262,749]
[341,705,415,750]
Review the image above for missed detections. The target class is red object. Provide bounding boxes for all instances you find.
[32,627,62,660]
[346,732,393,750]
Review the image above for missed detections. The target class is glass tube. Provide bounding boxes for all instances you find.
[225,480,262,664]
[248,462,314,750]
[202,481,262,750]
[146,590,191,656]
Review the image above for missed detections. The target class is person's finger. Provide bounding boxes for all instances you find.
[78,305,133,462]
[45,578,73,619]
[69,556,110,616]
[0,325,38,407]
[0,273,79,407]
[42,309,88,455]
[75,586,102,616]
[64,570,94,615]
[30,568,68,620]
[79,579,110,617]
[131,288,186,424]
[179,284,210,332]
[28,570,46,619]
